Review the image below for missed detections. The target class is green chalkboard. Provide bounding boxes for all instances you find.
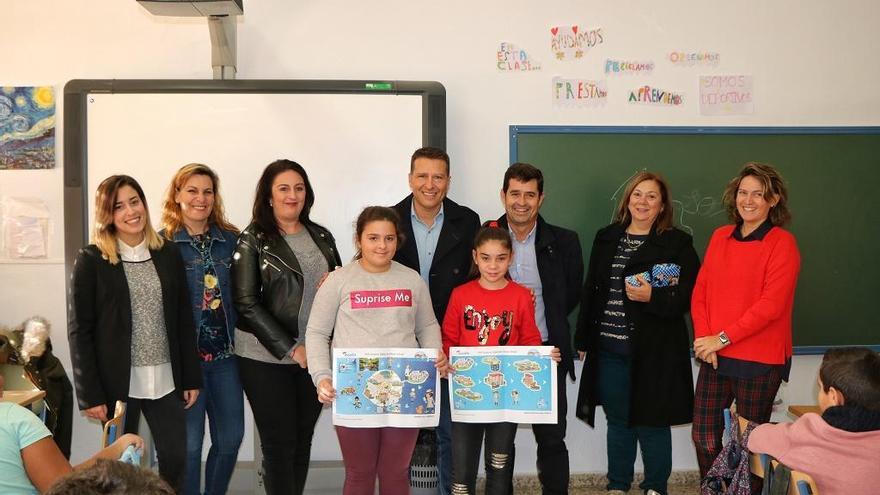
[511,126,880,352]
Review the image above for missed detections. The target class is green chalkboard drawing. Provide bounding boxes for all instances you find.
[510,126,880,350]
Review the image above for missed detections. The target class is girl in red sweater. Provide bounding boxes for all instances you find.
[442,222,560,495]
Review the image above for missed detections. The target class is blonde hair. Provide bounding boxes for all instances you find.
[93,175,163,265]
[160,163,239,237]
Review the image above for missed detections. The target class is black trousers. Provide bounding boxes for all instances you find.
[451,422,518,495]
[123,391,187,493]
[238,357,323,495]
[509,364,570,494]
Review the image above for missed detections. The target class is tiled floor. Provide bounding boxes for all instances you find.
[228,465,703,494]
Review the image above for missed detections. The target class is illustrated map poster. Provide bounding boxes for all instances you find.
[332,347,439,428]
[449,346,557,424]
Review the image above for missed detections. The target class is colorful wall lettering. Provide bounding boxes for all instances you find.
[699,75,753,116]
[604,59,654,75]
[497,42,541,71]
[550,25,604,60]
[627,85,684,106]
[668,51,720,66]
[552,77,608,107]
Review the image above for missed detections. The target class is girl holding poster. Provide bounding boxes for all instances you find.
[305,206,449,495]
[441,222,560,495]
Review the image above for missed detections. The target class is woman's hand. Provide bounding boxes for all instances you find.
[694,336,726,366]
[550,347,562,362]
[291,345,308,368]
[435,350,452,378]
[84,404,108,423]
[625,274,652,302]
[317,378,336,404]
[183,389,200,409]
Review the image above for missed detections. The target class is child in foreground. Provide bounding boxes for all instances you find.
[304,206,450,495]
[748,347,880,495]
[442,222,560,495]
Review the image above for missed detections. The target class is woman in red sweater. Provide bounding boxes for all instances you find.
[690,162,801,477]
[442,222,560,495]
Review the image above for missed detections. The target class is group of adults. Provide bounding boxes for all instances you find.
[66,145,799,495]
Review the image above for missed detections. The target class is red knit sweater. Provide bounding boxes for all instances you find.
[691,225,801,364]
[441,280,542,357]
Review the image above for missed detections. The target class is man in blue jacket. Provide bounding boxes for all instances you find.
[393,146,480,495]
[497,162,584,494]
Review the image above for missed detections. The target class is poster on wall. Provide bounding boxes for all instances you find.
[332,347,439,428]
[550,25,604,60]
[497,42,542,71]
[0,86,55,170]
[449,346,557,424]
[552,77,608,107]
[699,75,753,116]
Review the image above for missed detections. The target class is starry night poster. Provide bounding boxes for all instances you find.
[0,86,56,170]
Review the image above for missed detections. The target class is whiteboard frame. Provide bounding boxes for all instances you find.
[62,78,445,275]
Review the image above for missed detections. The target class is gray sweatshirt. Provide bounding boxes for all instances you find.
[305,260,442,386]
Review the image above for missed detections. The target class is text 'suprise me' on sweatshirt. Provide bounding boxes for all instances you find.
[305,260,442,386]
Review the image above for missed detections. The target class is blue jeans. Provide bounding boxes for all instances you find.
[598,352,671,495]
[436,378,452,495]
[185,356,245,495]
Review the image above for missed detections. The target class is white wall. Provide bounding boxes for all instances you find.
[2,0,877,472]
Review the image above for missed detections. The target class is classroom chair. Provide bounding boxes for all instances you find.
[734,413,819,495]
[101,400,127,448]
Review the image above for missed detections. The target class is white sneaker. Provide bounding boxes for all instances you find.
[645,490,662,495]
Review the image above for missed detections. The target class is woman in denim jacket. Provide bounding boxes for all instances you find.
[161,163,243,495]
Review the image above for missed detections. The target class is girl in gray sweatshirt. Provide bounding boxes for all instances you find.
[304,206,449,495]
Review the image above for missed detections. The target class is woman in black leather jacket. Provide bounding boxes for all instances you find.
[232,159,341,495]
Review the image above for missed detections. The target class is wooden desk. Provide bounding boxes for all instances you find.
[0,389,46,407]
[788,404,821,418]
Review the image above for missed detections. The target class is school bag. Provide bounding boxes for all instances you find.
[701,411,757,495]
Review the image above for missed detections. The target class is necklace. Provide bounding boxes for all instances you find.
[624,232,645,249]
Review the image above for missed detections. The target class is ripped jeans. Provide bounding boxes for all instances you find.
[451,422,518,495]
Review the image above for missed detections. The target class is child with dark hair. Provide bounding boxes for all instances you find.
[305,206,450,495]
[748,347,880,495]
[442,222,560,495]
[45,459,174,495]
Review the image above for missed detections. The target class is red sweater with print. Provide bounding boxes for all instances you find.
[441,280,542,357]
[691,225,800,364]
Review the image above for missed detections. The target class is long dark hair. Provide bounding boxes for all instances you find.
[467,221,514,280]
[252,159,316,239]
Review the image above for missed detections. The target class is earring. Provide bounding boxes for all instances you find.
[269,199,273,207]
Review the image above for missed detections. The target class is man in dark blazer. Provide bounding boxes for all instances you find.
[497,162,584,495]
[392,147,480,495]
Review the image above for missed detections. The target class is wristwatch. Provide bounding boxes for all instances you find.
[718,331,731,346]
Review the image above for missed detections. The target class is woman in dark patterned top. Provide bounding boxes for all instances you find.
[160,163,243,495]
[574,172,699,495]
[68,175,201,492]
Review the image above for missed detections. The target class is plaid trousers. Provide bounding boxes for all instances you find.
[691,362,783,477]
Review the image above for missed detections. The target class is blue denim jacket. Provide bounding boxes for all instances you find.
[164,224,239,347]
